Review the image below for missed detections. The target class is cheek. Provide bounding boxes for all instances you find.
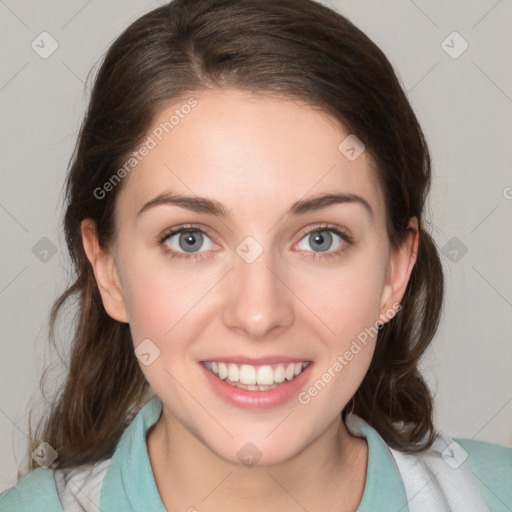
[122,267,201,392]
[293,261,384,412]
[121,271,169,342]
[292,251,386,344]
[120,253,219,344]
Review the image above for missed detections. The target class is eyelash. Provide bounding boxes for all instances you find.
[157,223,354,262]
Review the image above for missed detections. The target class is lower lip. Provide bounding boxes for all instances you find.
[200,362,314,409]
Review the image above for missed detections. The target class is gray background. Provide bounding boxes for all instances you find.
[1,0,511,491]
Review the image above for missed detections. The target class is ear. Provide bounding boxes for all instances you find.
[81,218,129,323]
[378,216,419,324]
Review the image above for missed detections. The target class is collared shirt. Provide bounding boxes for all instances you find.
[1,396,511,511]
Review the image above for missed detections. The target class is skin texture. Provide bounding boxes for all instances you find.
[82,87,419,511]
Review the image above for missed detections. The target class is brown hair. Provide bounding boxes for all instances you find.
[22,0,444,476]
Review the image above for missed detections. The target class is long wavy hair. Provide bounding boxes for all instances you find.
[21,0,444,477]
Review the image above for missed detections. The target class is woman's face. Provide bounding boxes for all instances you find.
[85,87,416,465]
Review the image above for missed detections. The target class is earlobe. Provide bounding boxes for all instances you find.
[80,219,129,323]
[378,217,419,324]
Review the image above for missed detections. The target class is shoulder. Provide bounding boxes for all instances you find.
[455,437,512,508]
[54,458,111,511]
[0,468,65,512]
[0,458,111,512]
[387,430,511,511]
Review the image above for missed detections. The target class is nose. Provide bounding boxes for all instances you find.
[221,248,295,340]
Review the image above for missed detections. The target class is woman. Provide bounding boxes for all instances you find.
[1,0,510,510]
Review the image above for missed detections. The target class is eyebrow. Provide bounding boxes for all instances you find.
[136,191,374,220]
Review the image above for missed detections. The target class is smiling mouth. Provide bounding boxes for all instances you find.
[203,361,311,391]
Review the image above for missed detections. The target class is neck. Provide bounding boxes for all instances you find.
[147,408,368,512]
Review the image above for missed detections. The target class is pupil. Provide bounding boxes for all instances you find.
[311,231,331,252]
[180,231,202,252]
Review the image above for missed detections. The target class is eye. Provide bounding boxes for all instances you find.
[157,223,353,262]
[158,225,216,261]
[294,224,353,260]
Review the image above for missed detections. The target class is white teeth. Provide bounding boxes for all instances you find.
[204,360,310,386]
[227,363,239,382]
[285,363,295,381]
[273,364,285,383]
[256,365,274,385]
[239,364,257,385]
[218,362,228,380]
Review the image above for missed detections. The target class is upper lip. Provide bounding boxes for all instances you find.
[201,356,312,366]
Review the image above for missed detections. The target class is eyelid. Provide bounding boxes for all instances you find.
[158,223,352,246]
[157,223,219,245]
[294,223,353,244]
[157,222,354,260]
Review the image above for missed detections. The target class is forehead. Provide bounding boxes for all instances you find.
[116,87,385,225]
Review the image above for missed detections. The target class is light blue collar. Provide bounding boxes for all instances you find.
[100,396,410,511]
[345,413,410,511]
[100,396,166,511]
